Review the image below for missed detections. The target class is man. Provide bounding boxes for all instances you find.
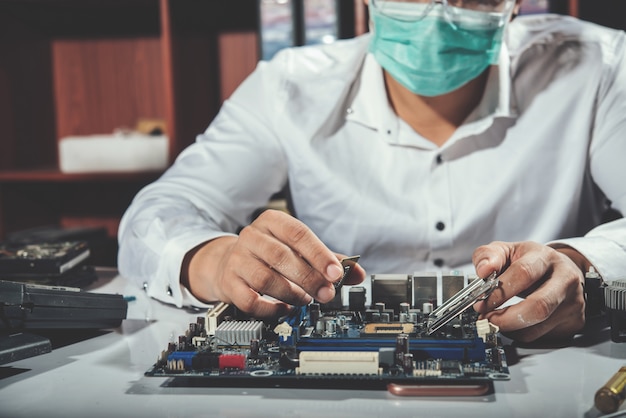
[118,0,626,343]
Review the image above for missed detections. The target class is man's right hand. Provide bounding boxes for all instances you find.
[184,209,365,318]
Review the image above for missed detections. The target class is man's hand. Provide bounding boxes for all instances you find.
[184,210,366,318]
[472,241,588,343]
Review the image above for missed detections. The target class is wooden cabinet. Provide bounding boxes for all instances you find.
[0,0,260,265]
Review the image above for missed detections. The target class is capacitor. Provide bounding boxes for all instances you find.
[309,303,321,327]
[399,312,409,323]
[365,309,378,322]
[423,302,433,314]
[380,312,390,323]
[400,302,410,314]
[316,319,325,335]
[326,320,337,335]
[402,353,414,374]
[595,366,626,414]
[395,333,409,366]
[249,339,260,359]
[375,302,386,313]
[178,335,187,350]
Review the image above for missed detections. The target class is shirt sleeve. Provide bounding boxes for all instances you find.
[550,31,626,282]
[117,60,289,308]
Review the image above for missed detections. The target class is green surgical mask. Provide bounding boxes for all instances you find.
[369,4,509,97]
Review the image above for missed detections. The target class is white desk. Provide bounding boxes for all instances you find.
[1,269,625,418]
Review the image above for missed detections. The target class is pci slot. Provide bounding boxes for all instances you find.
[296,351,380,375]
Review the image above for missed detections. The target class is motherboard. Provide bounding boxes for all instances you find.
[146,270,510,395]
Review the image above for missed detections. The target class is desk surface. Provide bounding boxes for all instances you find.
[1,269,624,418]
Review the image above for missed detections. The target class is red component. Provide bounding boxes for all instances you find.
[218,354,246,370]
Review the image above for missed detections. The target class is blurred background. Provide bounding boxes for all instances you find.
[0,0,621,267]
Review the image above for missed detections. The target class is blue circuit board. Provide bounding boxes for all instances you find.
[145,273,510,395]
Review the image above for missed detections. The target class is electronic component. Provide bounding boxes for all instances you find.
[215,321,263,346]
[0,332,52,365]
[0,280,128,330]
[0,241,90,277]
[412,272,437,308]
[604,279,626,343]
[426,271,499,335]
[333,255,360,290]
[206,302,231,336]
[297,351,380,375]
[321,256,360,310]
[441,272,465,303]
[371,274,412,313]
[595,366,626,414]
[145,271,510,395]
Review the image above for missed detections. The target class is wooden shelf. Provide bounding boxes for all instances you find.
[0,0,260,265]
[0,0,476,265]
[0,168,163,183]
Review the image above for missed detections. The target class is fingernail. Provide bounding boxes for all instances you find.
[316,286,335,302]
[476,260,487,273]
[326,263,343,281]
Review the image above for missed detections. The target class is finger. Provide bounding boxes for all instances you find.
[481,290,560,334]
[485,307,559,343]
[235,253,313,306]
[334,253,367,286]
[239,211,343,302]
[255,210,344,282]
[486,298,584,343]
[474,245,551,314]
[472,241,512,278]
[239,223,335,301]
[472,241,511,313]
[223,276,292,318]
[341,262,367,285]
[480,273,584,341]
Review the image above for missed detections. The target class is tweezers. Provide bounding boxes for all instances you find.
[426,271,499,335]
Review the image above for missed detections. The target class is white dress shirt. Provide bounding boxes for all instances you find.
[118,14,626,308]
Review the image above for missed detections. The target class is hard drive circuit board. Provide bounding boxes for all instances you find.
[145,273,510,394]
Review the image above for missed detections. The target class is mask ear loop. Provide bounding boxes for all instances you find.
[439,0,461,30]
[419,0,439,22]
[497,0,518,27]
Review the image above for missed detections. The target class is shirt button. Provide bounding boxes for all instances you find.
[167,286,173,296]
[434,259,444,267]
[436,154,443,164]
[436,222,445,231]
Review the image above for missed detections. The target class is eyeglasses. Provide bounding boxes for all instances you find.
[370,0,516,27]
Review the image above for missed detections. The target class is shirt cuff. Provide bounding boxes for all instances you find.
[147,230,237,308]
[548,236,626,282]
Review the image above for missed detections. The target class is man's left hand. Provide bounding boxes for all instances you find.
[472,241,587,343]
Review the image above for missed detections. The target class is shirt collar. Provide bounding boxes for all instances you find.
[452,41,518,141]
[345,53,394,133]
[346,43,518,148]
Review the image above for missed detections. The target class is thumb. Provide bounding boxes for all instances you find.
[472,241,512,278]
